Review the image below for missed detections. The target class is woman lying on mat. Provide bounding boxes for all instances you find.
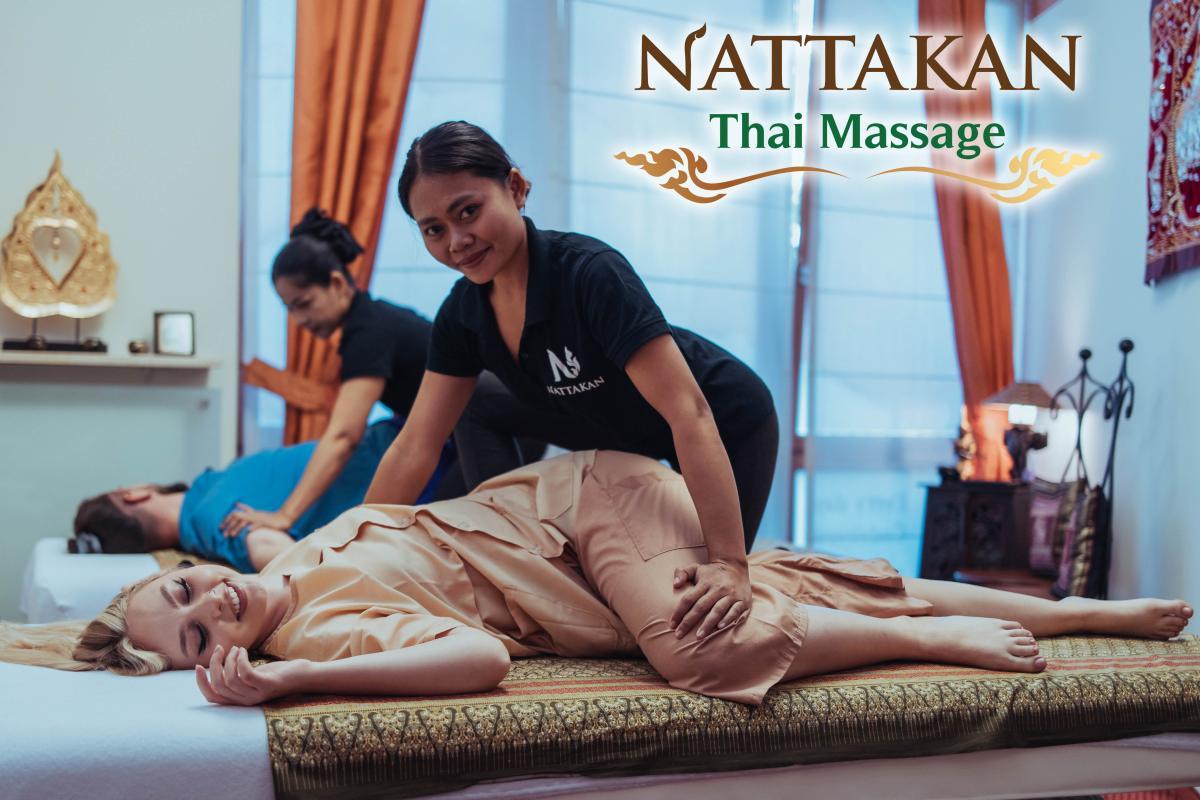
[4,451,1192,707]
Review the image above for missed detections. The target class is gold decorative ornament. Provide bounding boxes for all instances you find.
[615,145,1100,205]
[869,147,1102,204]
[614,147,844,204]
[1,152,117,320]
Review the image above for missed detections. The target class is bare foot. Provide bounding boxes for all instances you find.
[1062,596,1193,640]
[907,616,1047,673]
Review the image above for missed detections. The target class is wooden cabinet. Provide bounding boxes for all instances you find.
[919,479,1032,580]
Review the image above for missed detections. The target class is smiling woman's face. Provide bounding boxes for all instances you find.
[124,565,290,669]
[408,169,529,285]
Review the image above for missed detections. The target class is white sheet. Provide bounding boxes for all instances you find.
[1,649,1195,800]
[20,537,160,623]
[0,661,273,800]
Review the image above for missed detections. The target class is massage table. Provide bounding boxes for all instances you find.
[10,540,1200,799]
[1,641,1197,800]
[20,538,162,624]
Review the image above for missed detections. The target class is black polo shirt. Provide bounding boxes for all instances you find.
[338,291,431,417]
[426,219,774,461]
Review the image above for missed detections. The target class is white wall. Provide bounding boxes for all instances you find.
[1021,0,1200,602]
[0,1,241,619]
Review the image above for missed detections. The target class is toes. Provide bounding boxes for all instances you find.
[1010,644,1039,657]
[1000,620,1022,630]
[1010,653,1046,673]
[1161,600,1192,619]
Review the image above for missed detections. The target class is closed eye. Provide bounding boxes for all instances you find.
[174,578,208,657]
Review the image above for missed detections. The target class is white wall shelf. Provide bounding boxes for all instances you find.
[0,352,217,370]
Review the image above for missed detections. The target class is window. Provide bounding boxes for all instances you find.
[794,0,1025,574]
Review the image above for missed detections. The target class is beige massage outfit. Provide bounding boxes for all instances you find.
[260,450,931,704]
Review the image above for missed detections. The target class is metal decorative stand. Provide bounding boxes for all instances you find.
[1048,340,1136,598]
[3,316,107,352]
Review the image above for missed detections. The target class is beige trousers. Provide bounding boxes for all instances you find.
[569,450,931,705]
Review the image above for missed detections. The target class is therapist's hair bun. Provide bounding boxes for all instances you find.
[397,121,520,218]
[290,208,364,265]
[272,208,363,288]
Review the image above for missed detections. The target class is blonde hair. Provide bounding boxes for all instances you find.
[0,570,171,675]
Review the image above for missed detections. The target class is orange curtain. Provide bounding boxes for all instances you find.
[255,0,425,445]
[918,0,1014,481]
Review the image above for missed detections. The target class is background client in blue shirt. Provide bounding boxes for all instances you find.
[70,419,449,571]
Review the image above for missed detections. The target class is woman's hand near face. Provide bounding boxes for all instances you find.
[197,629,510,705]
[195,644,307,706]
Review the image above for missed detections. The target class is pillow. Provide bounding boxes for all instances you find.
[1028,478,1086,578]
[1052,485,1110,599]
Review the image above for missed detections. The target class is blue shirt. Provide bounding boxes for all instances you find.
[179,419,449,571]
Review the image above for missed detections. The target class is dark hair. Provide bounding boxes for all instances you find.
[270,208,364,289]
[70,483,188,554]
[397,121,519,218]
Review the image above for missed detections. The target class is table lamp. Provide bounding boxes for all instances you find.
[984,381,1054,482]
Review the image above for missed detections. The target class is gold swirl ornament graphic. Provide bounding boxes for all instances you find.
[869,147,1102,204]
[615,146,1099,205]
[613,147,845,203]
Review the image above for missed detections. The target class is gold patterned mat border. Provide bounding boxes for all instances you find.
[264,635,1200,800]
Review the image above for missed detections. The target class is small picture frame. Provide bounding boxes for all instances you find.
[154,311,195,356]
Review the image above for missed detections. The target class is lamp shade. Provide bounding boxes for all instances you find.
[983,381,1054,409]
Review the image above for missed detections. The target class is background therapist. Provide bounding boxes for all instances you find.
[365,122,779,641]
[223,209,452,537]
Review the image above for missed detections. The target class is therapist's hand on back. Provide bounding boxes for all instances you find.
[221,504,295,538]
[669,560,753,639]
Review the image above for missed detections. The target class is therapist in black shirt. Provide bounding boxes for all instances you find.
[222,209,444,537]
[364,122,780,643]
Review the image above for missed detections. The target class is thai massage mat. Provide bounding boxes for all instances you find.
[265,634,1200,799]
